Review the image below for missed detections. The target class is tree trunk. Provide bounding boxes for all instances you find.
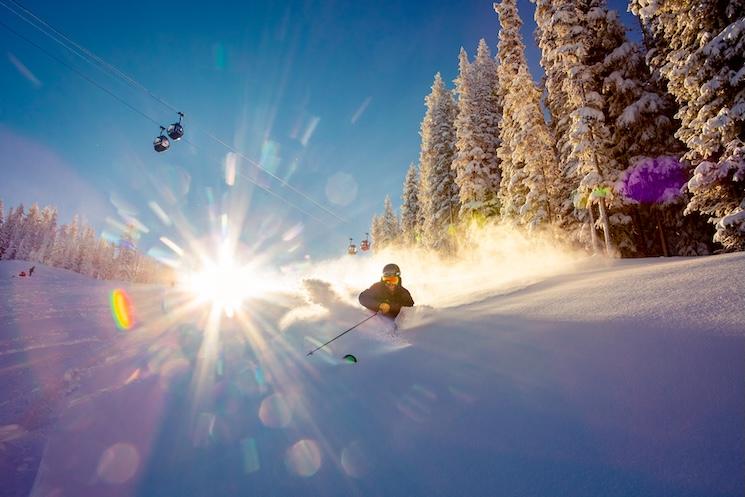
[587,202,599,254]
[597,198,612,256]
[633,206,649,257]
[655,208,669,257]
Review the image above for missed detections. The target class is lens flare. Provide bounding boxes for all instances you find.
[110,289,134,330]
[285,439,321,477]
[325,171,358,206]
[186,241,259,316]
[259,393,291,428]
[192,412,216,448]
[96,443,140,484]
[341,441,371,477]
[240,437,260,474]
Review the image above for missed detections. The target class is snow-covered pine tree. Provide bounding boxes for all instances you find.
[599,9,711,256]
[514,65,561,229]
[16,204,42,260]
[453,41,502,222]
[532,0,637,253]
[15,232,33,262]
[78,225,97,276]
[381,195,402,246]
[104,240,117,280]
[495,0,526,223]
[89,238,101,279]
[631,0,745,250]
[532,0,573,164]
[2,205,25,260]
[61,215,81,270]
[416,179,427,237]
[600,28,675,166]
[0,206,14,260]
[370,214,384,253]
[133,253,148,283]
[532,0,587,239]
[574,0,643,255]
[495,0,558,229]
[618,156,711,255]
[90,237,105,279]
[0,200,8,260]
[688,141,745,250]
[95,239,117,280]
[35,206,59,264]
[574,0,647,255]
[50,224,68,268]
[419,73,460,250]
[400,163,421,245]
[131,253,145,283]
[117,226,138,281]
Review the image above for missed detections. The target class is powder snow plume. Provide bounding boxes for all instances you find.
[275,223,590,315]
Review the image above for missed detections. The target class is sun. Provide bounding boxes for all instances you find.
[186,245,255,317]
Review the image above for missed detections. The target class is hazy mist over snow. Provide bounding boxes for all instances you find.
[276,224,588,312]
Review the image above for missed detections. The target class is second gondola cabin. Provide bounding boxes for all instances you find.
[167,112,185,141]
[360,233,370,251]
[154,126,170,152]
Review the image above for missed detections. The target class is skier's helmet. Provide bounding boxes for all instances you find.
[382,263,400,276]
[381,263,401,286]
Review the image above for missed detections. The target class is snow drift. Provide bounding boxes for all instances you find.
[1,249,743,497]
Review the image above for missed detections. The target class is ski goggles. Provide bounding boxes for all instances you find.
[381,275,400,285]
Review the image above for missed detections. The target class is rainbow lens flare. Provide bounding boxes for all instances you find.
[110,289,134,330]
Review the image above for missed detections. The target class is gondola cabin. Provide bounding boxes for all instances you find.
[360,233,370,251]
[154,127,170,152]
[347,238,357,255]
[167,112,185,141]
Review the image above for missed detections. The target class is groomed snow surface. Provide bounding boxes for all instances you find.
[1,253,744,497]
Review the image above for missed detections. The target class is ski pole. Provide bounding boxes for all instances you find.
[306,313,378,356]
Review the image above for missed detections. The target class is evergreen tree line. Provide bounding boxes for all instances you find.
[370,0,743,256]
[0,199,171,283]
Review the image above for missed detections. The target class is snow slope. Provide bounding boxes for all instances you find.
[0,254,743,497]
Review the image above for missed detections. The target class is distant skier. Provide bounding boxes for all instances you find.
[359,263,414,319]
[28,266,35,276]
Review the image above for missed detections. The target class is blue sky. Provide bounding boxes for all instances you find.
[0,0,639,261]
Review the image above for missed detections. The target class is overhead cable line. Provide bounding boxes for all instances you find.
[0,18,324,224]
[6,0,180,112]
[1,0,347,224]
[0,18,161,126]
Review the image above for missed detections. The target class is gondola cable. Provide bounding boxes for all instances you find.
[1,0,347,224]
[0,18,325,224]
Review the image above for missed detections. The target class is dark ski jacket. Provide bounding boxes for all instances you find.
[359,282,414,319]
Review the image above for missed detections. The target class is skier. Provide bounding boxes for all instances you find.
[28,266,35,276]
[359,263,414,319]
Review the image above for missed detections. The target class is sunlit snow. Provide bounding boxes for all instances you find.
[1,242,743,497]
